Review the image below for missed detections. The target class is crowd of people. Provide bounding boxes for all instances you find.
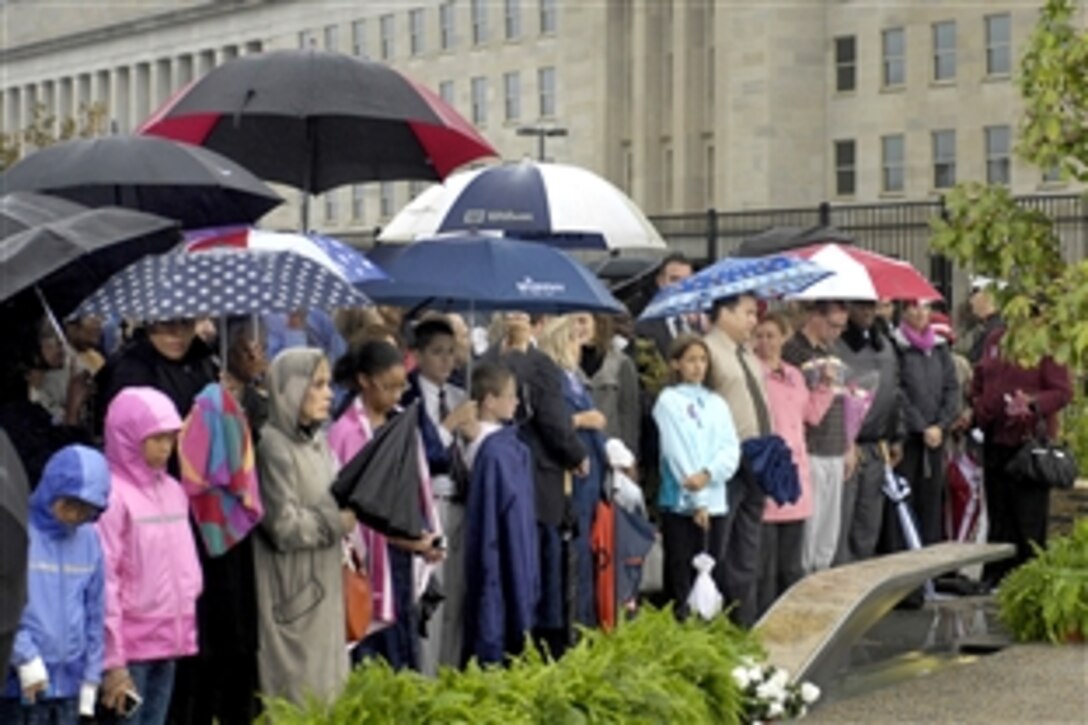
[0,250,1076,723]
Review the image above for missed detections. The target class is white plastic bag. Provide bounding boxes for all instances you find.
[605,438,646,514]
[686,552,723,620]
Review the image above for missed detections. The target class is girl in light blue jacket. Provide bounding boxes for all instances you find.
[653,335,740,616]
[2,445,109,723]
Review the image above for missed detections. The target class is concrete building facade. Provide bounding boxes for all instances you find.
[0,0,1077,237]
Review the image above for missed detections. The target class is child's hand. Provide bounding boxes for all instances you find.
[574,409,607,431]
[443,400,478,434]
[693,508,710,531]
[101,667,135,713]
[683,470,710,492]
[339,509,357,535]
[21,679,47,704]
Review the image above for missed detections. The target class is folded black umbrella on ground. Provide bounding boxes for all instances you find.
[331,400,424,540]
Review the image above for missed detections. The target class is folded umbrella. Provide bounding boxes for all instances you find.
[331,401,425,540]
[0,206,179,316]
[742,436,801,507]
[178,382,263,557]
[614,505,656,617]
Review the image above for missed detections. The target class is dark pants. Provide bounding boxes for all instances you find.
[0,697,77,725]
[661,511,727,619]
[571,472,600,628]
[836,443,888,565]
[982,442,1050,585]
[757,521,805,617]
[897,437,947,546]
[355,546,419,671]
[128,659,177,725]
[719,470,763,628]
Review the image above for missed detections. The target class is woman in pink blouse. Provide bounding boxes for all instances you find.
[752,312,835,614]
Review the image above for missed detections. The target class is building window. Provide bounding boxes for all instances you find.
[834,36,856,92]
[503,72,521,122]
[1043,164,1063,184]
[380,15,394,60]
[439,80,455,105]
[472,0,488,45]
[471,76,488,126]
[986,14,1011,76]
[882,28,905,87]
[351,184,365,221]
[834,139,856,196]
[380,182,395,218]
[505,0,521,40]
[932,21,956,81]
[538,66,556,118]
[985,125,1011,185]
[352,20,367,57]
[324,24,339,52]
[440,2,456,50]
[540,0,557,35]
[298,30,315,49]
[409,9,425,56]
[881,134,905,193]
[324,190,339,223]
[932,129,956,188]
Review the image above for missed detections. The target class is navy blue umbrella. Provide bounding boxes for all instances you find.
[360,235,624,314]
[74,247,370,321]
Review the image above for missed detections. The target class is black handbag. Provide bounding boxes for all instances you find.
[1005,408,1078,490]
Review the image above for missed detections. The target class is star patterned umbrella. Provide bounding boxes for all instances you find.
[73,247,370,322]
[638,255,832,320]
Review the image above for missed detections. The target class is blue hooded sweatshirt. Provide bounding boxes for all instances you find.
[5,445,109,700]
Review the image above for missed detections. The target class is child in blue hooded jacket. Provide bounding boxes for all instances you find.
[1,445,109,723]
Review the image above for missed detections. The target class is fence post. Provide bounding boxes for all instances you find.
[818,201,831,227]
[706,208,719,261]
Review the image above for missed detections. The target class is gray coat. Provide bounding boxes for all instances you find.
[835,323,902,443]
[892,329,960,434]
[254,348,349,705]
[586,349,641,455]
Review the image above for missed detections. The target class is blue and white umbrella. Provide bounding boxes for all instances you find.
[74,247,370,321]
[378,160,666,251]
[183,226,386,285]
[638,255,832,320]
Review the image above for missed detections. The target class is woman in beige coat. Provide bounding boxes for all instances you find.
[254,348,354,705]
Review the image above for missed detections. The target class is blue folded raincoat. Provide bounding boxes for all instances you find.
[741,435,801,506]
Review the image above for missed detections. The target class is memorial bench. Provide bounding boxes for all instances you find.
[754,542,1016,690]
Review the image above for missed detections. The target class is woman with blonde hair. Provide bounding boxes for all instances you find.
[537,316,607,629]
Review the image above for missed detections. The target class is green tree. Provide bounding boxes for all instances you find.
[930,0,1086,464]
[0,101,109,171]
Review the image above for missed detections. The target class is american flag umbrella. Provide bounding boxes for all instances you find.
[787,243,942,302]
[183,226,387,286]
[139,50,498,226]
[638,255,832,320]
[73,247,370,322]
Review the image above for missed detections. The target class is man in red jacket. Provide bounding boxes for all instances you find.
[970,326,1073,585]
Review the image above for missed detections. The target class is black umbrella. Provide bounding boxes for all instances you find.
[0,191,86,240]
[139,50,497,227]
[0,135,283,229]
[331,401,425,540]
[0,429,29,669]
[731,224,855,258]
[0,206,179,316]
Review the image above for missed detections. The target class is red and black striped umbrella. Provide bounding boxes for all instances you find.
[139,50,497,196]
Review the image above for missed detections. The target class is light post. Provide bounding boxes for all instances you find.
[516,125,568,162]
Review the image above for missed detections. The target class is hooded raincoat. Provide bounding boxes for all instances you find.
[5,445,108,707]
[97,387,203,670]
[253,349,349,705]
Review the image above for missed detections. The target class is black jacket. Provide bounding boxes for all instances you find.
[892,329,960,435]
[0,429,29,670]
[487,347,586,527]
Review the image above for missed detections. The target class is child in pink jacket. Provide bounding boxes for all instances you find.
[96,387,203,724]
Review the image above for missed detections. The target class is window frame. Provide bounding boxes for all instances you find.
[881,134,905,193]
[471,75,488,127]
[834,35,856,92]
[538,66,556,118]
[409,8,425,56]
[834,139,857,197]
[503,71,521,122]
[932,129,957,189]
[505,0,522,41]
[440,2,456,50]
[882,27,906,88]
[985,13,1012,76]
[985,125,1011,185]
[932,20,956,82]
[379,14,395,60]
[472,0,488,46]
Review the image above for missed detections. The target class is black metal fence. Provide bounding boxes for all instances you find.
[650,193,1088,306]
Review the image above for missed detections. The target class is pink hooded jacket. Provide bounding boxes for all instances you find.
[97,387,203,669]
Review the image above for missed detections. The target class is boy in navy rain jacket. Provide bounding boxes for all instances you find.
[2,444,109,723]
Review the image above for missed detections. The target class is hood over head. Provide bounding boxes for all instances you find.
[31,444,110,537]
[105,386,183,485]
[267,348,326,439]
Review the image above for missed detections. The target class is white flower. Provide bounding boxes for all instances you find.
[800,682,822,704]
[769,668,790,689]
[731,666,752,689]
[756,680,786,702]
[768,701,785,719]
[748,666,765,684]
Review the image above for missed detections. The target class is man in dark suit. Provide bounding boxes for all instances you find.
[634,252,696,356]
